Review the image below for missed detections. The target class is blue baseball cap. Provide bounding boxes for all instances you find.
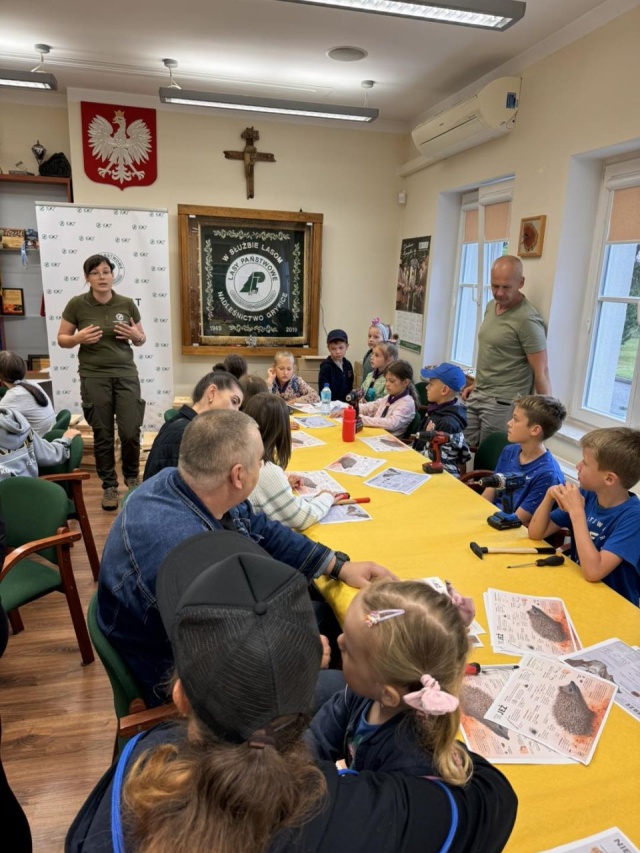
[420,363,466,392]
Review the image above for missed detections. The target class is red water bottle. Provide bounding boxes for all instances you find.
[342,407,356,442]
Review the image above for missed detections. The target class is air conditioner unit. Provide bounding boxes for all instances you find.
[411,77,521,162]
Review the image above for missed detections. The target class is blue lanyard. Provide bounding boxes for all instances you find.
[110,732,144,853]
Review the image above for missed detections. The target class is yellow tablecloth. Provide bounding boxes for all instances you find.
[288,423,640,853]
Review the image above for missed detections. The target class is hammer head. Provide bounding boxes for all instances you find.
[470,541,487,560]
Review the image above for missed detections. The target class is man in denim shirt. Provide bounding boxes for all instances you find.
[98,409,391,705]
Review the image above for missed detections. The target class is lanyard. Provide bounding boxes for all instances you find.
[110,732,144,853]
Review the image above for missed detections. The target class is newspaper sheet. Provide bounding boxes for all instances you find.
[459,668,575,764]
[290,470,345,497]
[538,827,639,853]
[319,505,373,525]
[364,466,430,495]
[358,434,410,453]
[325,453,386,478]
[288,401,348,416]
[291,415,337,429]
[562,638,640,723]
[485,589,581,657]
[484,654,618,765]
[291,431,326,450]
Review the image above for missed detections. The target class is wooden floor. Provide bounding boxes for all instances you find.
[1,473,119,852]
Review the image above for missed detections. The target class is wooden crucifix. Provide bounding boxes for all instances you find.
[223,127,275,199]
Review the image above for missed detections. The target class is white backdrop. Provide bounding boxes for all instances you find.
[35,203,173,431]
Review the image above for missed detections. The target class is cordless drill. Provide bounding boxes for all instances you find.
[478,472,526,530]
[412,430,449,474]
[345,388,364,432]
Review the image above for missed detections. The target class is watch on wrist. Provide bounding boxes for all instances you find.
[328,551,350,581]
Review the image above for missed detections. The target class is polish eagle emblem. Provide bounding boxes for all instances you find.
[87,110,152,184]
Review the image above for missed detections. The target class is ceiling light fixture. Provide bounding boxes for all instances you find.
[159,88,378,122]
[0,44,58,90]
[275,0,526,31]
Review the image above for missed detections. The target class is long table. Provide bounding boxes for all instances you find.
[288,422,640,853]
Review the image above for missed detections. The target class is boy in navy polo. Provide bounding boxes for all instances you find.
[318,329,354,403]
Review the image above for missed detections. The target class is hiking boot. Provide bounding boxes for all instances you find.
[124,477,141,489]
[101,487,119,511]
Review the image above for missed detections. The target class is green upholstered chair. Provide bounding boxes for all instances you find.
[415,381,429,412]
[0,477,94,666]
[163,408,179,423]
[400,411,423,443]
[39,435,100,582]
[460,431,509,491]
[53,409,72,431]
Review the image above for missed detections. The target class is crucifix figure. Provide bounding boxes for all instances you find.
[223,127,275,199]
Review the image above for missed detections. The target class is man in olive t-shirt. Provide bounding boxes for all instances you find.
[463,256,551,447]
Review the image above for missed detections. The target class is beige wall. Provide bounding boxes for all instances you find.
[0,98,70,172]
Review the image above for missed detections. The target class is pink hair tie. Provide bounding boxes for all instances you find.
[371,316,381,325]
[403,675,459,716]
[445,580,476,627]
[365,608,405,627]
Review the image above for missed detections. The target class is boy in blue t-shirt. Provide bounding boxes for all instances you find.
[482,395,566,526]
[529,427,640,606]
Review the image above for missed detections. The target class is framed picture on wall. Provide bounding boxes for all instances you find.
[0,288,25,316]
[178,205,322,356]
[518,215,547,258]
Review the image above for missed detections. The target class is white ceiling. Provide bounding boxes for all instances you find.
[0,0,634,128]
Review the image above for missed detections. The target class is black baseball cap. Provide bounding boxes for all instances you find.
[156,531,322,743]
[327,329,348,344]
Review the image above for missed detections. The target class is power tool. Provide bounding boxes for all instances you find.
[478,472,526,530]
[412,430,449,474]
[345,387,364,432]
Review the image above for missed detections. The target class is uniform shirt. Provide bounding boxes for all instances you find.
[493,444,564,517]
[62,290,141,377]
[551,490,640,605]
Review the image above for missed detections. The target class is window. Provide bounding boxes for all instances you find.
[449,181,512,368]
[576,159,640,427]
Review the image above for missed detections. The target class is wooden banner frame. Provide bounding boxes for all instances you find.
[179,205,322,356]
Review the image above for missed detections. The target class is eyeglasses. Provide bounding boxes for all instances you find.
[88,268,113,277]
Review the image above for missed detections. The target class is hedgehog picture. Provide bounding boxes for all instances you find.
[552,681,596,737]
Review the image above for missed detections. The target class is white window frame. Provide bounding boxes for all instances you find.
[573,157,640,428]
[447,179,513,369]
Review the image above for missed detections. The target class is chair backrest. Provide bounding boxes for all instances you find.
[87,593,146,722]
[38,436,83,486]
[163,408,179,423]
[0,478,68,564]
[403,411,422,439]
[474,431,509,471]
[414,381,429,408]
[54,409,71,431]
[42,429,65,442]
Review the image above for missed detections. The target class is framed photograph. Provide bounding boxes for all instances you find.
[518,215,547,258]
[178,205,322,356]
[0,288,25,316]
[27,354,50,371]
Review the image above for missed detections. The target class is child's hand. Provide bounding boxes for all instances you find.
[547,483,567,508]
[319,635,331,669]
[266,366,276,383]
[554,483,585,515]
[288,473,304,489]
[290,420,300,431]
[331,410,344,419]
[426,419,435,431]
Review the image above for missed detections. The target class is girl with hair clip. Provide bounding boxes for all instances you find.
[244,393,338,529]
[0,351,55,437]
[267,350,319,405]
[355,359,417,437]
[308,580,475,782]
[360,341,399,402]
[362,318,393,380]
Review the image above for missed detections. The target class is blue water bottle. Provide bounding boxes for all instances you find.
[320,383,331,414]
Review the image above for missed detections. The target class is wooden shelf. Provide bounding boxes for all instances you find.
[0,173,72,201]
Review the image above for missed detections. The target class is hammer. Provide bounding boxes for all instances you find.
[470,541,557,560]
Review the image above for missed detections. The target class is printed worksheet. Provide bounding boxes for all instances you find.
[325,453,386,478]
[364,466,430,495]
[290,470,344,497]
[359,434,410,453]
[562,638,640,723]
[484,654,618,765]
[538,828,639,853]
[319,504,373,524]
[290,431,326,449]
[459,669,575,764]
[291,416,337,429]
[485,589,580,657]
[288,401,349,415]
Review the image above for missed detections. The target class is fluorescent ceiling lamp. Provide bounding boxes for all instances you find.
[0,68,58,90]
[159,88,379,122]
[275,0,526,30]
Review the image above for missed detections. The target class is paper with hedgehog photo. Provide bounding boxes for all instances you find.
[421,577,485,648]
[459,668,575,764]
[562,638,640,723]
[290,431,326,450]
[364,466,431,495]
[288,401,349,416]
[291,415,337,429]
[325,453,386,478]
[538,827,639,853]
[290,470,345,498]
[319,504,373,525]
[484,589,581,657]
[358,434,410,453]
[483,654,618,765]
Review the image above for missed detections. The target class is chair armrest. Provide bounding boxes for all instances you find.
[460,469,495,483]
[41,470,91,484]
[118,703,179,738]
[1,528,82,579]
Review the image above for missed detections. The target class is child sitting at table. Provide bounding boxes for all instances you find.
[413,362,471,478]
[529,427,640,605]
[267,350,320,405]
[361,341,398,402]
[362,318,393,379]
[244,392,337,529]
[482,395,566,526]
[357,360,417,437]
[307,580,474,782]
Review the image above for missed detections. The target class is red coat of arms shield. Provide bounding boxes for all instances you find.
[81,101,157,190]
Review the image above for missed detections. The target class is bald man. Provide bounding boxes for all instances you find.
[462,255,551,446]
